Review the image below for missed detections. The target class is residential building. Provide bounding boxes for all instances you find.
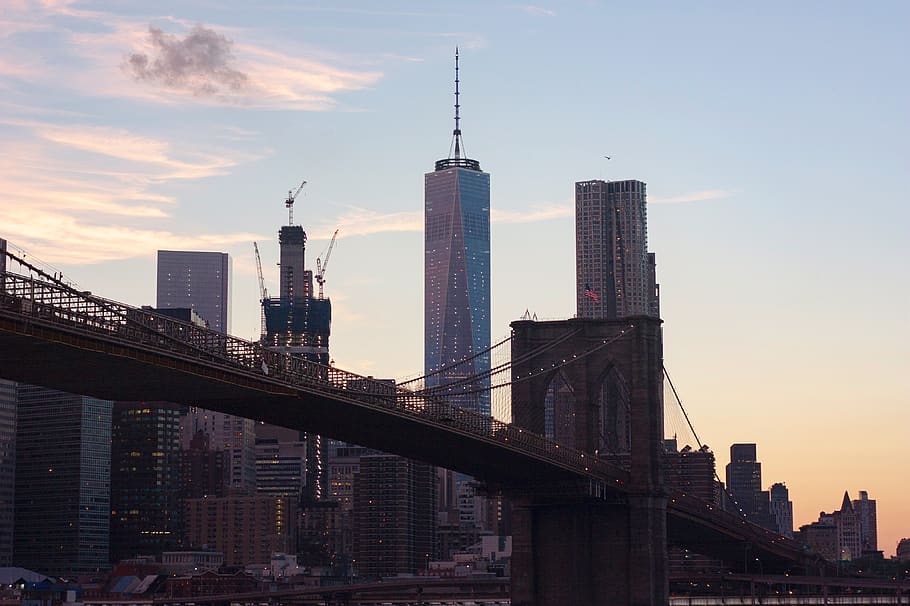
[353,454,436,579]
[424,49,491,416]
[834,492,862,560]
[110,401,184,562]
[575,179,659,319]
[156,250,231,334]
[184,494,296,567]
[181,408,256,493]
[797,515,838,561]
[663,441,717,503]
[14,385,111,576]
[853,490,878,555]
[770,483,794,538]
[0,380,15,566]
[181,430,226,500]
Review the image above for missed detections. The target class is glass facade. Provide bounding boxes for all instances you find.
[0,380,15,566]
[110,401,184,562]
[156,250,232,334]
[14,385,111,576]
[424,165,491,416]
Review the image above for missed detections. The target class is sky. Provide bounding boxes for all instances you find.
[1,1,908,555]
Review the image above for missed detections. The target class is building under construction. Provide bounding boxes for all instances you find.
[258,183,335,502]
[260,222,331,365]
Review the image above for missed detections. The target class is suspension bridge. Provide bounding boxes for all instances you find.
[0,249,830,606]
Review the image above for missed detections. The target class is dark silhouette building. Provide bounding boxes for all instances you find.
[0,379,14,566]
[352,454,436,579]
[14,385,111,576]
[770,482,794,538]
[110,401,184,562]
[181,430,226,500]
[725,443,771,528]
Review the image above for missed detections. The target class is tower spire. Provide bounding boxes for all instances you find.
[435,47,480,172]
[453,47,462,159]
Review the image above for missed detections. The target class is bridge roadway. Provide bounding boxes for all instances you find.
[0,271,821,572]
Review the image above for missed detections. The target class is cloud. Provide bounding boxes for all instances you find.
[649,189,733,204]
[515,5,557,17]
[0,119,267,265]
[492,203,572,223]
[124,25,250,97]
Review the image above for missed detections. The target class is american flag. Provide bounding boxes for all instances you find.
[584,283,599,303]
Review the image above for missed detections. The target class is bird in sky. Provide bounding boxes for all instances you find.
[604,155,611,159]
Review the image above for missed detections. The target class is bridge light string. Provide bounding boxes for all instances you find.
[663,364,753,523]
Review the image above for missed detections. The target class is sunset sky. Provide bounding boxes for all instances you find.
[1,1,908,555]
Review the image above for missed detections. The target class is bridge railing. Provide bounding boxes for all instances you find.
[0,271,626,486]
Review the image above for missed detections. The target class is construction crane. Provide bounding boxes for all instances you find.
[315,229,339,300]
[285,180,306,225]
[253,242,268,338]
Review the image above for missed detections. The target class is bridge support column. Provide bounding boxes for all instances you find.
[511,492,667,606]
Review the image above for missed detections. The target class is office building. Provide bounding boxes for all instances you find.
[110,401,184,562]
[769,482,794,538]
[156,250,231,334]
[853,490,878,555]
[663,441,718,503]
[14,385,111,577]
[352,454,436,579]
[424,49,491,416]
[255,438,306,501]
[0,380,15,566]
[724,443,769,526]
[575,179,659,319]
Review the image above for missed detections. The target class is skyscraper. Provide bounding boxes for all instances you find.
[0,238,7,274]
[260,195,333,503]
[180,408,256,493]
[770,482,794,538]
[575,179,659,319]
[424,49,491,416]
[725,443,765,522]
[156,250,231,333]
[14,385,111,577]
[853,490,878,555]
[110,401,184,562]
[0,380,15,566]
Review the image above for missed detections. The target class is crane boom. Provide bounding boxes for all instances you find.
[285,180,306,225]
[315,229,339,299]
[253,242,267,301]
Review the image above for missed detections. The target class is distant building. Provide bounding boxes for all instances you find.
[663,441,717,503]
[575,179,659,320]
[161,550,224,574]
[110,401,184,562]
[769,483,794,538]
[353,454,436,579]
[853,490,878,555]
[0,238,6,274]
[181,430,226,500]
[797,514,838,561]
[14,385,111,577]
[0,380,15,566]
[255,438,305,502]
[834,491,863,561]
[181,408,256,494]
[184,495,296,567]
[896,538,910,561]
[724,443,772,528]
[156,250,231,334]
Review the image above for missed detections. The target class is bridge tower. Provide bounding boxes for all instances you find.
[509,316,667,606]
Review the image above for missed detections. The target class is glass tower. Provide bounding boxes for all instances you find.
[156,250,232,334]
[424,49,490,416]
[14,385,111,576]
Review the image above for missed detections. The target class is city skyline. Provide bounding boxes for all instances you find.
[0,2,907,554]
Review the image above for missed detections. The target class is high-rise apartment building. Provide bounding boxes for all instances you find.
[181,409,256,493]
[769,482,794,538]
[0,380,15,566]
[352,454,436,579]
[14,385,111,577]
[156,250,231,334]
[575,179,659,319]
[110,401,184,562]
[424,49,491,416]
[853,490,878,555]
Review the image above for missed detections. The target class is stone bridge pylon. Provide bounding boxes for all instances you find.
[508,316,667,606]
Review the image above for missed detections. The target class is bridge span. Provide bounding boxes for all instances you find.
[0,264,831,605]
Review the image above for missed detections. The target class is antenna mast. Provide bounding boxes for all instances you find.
[453,47,461,159]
